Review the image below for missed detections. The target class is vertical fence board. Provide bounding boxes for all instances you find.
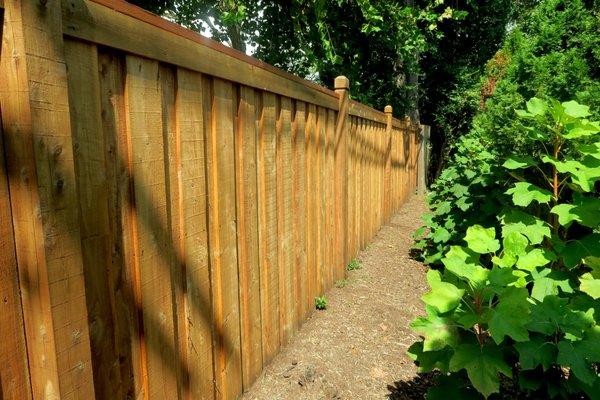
[257,91,280,364]
[0,2,96,398]
[205,78,243,399]
[125,55,179,399]
[175,68,215,400]
[97,50,144,400]
[277,96,294,344]
[235,85,263,389]
[65,39,124,400]
[292,101,307,325]
[305,104,317,312]
[0,98,31,400]
[326,109,335,283]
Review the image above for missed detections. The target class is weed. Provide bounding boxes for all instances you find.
[314,296,327,310]
[334,279,349,288]
[347,259,361,271]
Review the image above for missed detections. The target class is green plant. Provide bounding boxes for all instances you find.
[315,296,328,310]
[335,279,349,288]
[409,98,600,399]
[347,259,362,271]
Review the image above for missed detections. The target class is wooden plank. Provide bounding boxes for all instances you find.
[291,101,307,325]
[174,67,215,400]
[204,78,243,399]
[276,96,294,344]
[305,104,318,309]
[0,105,32,400]
[348,100,387,124]
[257,91,280,364]
[65,39,126,399]
[235,85,263,389]
[0,2,96,398]
[315,107,326,293]
[326,109,336,283]
[125,55,179,399]
[62,0,339,110]
[97,49,143,400]
[160,63,188,399]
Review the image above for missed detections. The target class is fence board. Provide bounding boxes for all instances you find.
[258,91,280,364]
[235,85,263,389]
[205,78,243,399]
[0,104,31,400]
[277,96,295,344]
[292,101,308,325]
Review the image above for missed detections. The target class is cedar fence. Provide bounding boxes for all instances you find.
[0,1,426,399]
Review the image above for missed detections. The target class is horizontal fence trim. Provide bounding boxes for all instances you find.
[62,0,339,110]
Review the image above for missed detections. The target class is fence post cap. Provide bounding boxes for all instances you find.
[384,105,393,114]
[334,76,350,90]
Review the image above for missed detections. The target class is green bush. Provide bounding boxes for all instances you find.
[414,0,600,266]
[409,98,600,399]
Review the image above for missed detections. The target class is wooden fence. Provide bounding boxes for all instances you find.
[0,1,423,399]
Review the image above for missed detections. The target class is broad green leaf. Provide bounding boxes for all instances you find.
[515,336,557,371]
[492,253,517,268]
[422,270,464,313]
[410,307,459,351]
[432,227,451,243]
[442,247,488,288]
[501,210,550,245]
[551,196,600,228]
[516,248,555,271]
[449,344,512,398]
[506,182,552,207]
[580,143,600,160]
[488,266,519,292]
[503,155,537,170]
[580,273,600,299]
[530,269,573,301]
[562,100,591,118]
[528,295,594,338]
[407,341,453,373]
[527,97,548,116]
[464,225,500,254]
[489,286,531,343]
[527,295,568,335]
[563,120,600,139]
[503,231,528,257]
[562,234,600,269]
[557,327,600,386]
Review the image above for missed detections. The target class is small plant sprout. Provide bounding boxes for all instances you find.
[334,279,349,288]
[347,259,361,271]
[314,296,328,310]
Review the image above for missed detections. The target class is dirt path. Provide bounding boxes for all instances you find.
[242,195,429,400]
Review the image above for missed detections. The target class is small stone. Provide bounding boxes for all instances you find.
[291,360,298,366]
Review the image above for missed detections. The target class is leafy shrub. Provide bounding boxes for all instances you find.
[415,0,600,266]
[409,98,600,399]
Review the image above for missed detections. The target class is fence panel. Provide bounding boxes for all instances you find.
[0,0,424,399]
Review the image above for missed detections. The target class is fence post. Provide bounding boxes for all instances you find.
[384,106,393,222]
[418,125,430,194]
[0,1,95,398]
[334,76,349,277]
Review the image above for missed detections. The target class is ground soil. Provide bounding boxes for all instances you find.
[242,194,430,400]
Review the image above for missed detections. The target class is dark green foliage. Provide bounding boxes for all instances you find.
[410,98,600,399]
[416,0,600,266]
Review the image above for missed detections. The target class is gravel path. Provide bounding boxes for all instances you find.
[242,195,429,400]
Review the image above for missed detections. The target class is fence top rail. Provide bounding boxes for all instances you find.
[85,0,337,100]
[60,0,403,124]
